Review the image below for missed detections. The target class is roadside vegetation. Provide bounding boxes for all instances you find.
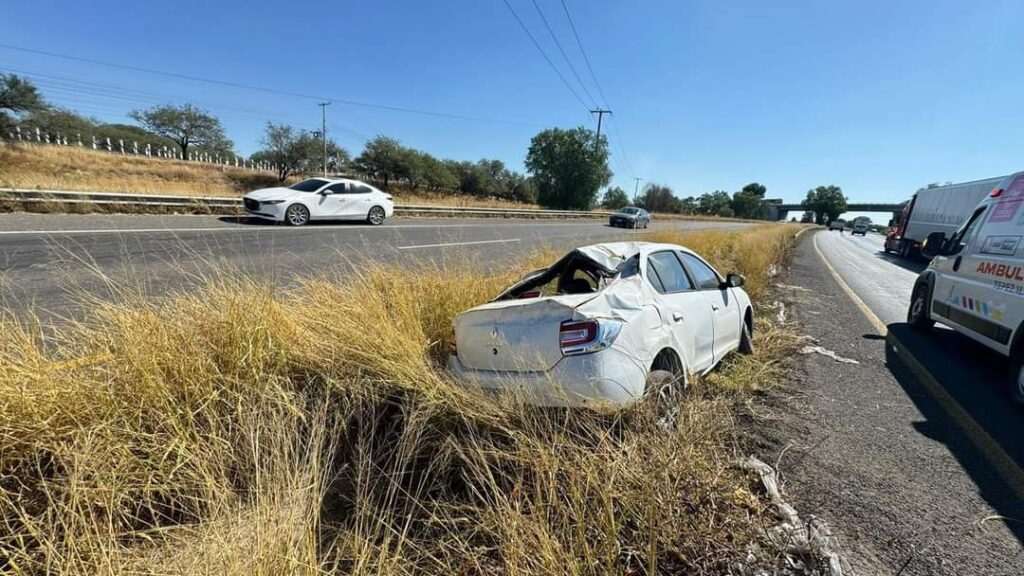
[0,224,805,574]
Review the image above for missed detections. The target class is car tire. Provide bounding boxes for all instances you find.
[1009,348,1024,407]
[367,206,386,226]
[739,316,754,355]
[644,220,649,229]
[907,283,934,330]
[285,204,310,226]
[645,369,687,401]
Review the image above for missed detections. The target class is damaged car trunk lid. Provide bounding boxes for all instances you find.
[454,293,596,372]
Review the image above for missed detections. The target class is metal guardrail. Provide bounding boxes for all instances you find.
[0,188,616,219]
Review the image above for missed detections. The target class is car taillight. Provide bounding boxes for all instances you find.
[560,321,597,348]
[559,319,622,355]
[990,187,1004,198]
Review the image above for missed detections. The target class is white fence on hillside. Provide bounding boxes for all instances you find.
[2,125,277,173]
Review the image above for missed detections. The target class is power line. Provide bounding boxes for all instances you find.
[497,0,590,113]
[0,43,539,127]
[557,0,635,179]
[529,0,596,108]
[559,0,610,107]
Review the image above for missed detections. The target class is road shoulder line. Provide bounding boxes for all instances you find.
[811,230,1024,501]
[812,231,888,334]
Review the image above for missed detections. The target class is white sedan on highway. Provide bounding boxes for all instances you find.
[448,242,754,408]
[243,178,394,226]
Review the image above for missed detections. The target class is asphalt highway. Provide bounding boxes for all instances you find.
[0,213,752,316]
[772,230,1023,575]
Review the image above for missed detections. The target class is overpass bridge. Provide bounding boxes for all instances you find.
[767,202,906,222]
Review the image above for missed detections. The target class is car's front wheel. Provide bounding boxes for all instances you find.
[285,204,310,226]
[907,283,934,330]
[1009,349,1024,407]
[367,206,386,226]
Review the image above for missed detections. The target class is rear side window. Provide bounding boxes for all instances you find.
[324,182,349,194]
[351,184,374,194]
[679,253,721,290]
[647,251,694,293]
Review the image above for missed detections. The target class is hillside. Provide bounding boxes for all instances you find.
[0,144,539,209]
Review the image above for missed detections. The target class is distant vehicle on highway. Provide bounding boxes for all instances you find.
[828,219,846,231]
[907,171,1024,404]
[885,176,1005,258]
[609,206,651,228]
[447,241,754,407]
[851,222,868,236]
[243,178,394,226]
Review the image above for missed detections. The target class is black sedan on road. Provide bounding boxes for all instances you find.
[609,207,651,228]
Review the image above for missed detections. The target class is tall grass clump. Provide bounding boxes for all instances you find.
[0,224,804,574]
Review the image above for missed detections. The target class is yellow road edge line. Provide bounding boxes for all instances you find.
[811,230,1024,501]
[812,232,888,335]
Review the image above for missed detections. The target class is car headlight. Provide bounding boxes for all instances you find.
[261,199,286,205]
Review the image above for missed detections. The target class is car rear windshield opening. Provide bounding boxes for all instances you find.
[499,252,624,300]
[288,178,329,192]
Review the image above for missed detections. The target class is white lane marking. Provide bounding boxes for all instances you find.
[397,238,521,250]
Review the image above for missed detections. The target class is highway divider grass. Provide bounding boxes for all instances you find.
[0,224,805,574]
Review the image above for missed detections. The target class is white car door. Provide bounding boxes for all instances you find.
[309,182,351,219]
[679,251,741,362]
[645,250,715,373]
[343,182,377,219]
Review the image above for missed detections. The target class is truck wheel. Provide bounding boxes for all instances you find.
[907,283,934,330]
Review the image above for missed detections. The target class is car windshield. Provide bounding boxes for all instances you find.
[288,179,329,192]
[620,207,640,215]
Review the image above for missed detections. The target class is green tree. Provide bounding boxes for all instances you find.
[253,122,349,182]
[353,136,405,188]
[636,183,681,213]
[801,185,848,225]
[129,103,232,158]
[525,126,611,210]
[600,186,630,209]
[0,74,46,132]
[697,190,732,216]
[678,196,698,214]
[22,108,95,139]
[730,182,768,219]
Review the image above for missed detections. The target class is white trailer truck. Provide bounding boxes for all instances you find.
[885,176,1006,258]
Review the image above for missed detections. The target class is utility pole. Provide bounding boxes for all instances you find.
[590,109,611,142]
[318,101,331,176]
[633,177,642,197]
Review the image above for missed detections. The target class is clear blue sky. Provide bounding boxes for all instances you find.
[3,0,1023,216]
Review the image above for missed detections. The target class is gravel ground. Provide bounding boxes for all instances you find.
[746,231,1024,575]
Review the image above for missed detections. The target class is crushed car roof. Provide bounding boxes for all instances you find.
[575,241,692,271]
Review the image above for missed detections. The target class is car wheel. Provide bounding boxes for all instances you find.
[367,206,386,226]
[907,283,934,330]
[1009,349,1024,407]
[739,317,754,355]
[645,369,687,401]
[644,220,649,229]
[285,204,310,226]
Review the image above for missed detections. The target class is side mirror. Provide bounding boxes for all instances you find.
[724,273,746,288]
[922,231,947,258]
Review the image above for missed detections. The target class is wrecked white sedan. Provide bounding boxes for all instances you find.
[447,242,754,407]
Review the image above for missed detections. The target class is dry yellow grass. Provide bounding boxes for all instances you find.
[0,144,279,197]
[0,215,804,573]
[0,145,540,210]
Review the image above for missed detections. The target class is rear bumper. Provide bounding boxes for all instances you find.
[446,347,646,408]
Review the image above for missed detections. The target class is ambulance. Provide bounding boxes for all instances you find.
[907,171,1024,404]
